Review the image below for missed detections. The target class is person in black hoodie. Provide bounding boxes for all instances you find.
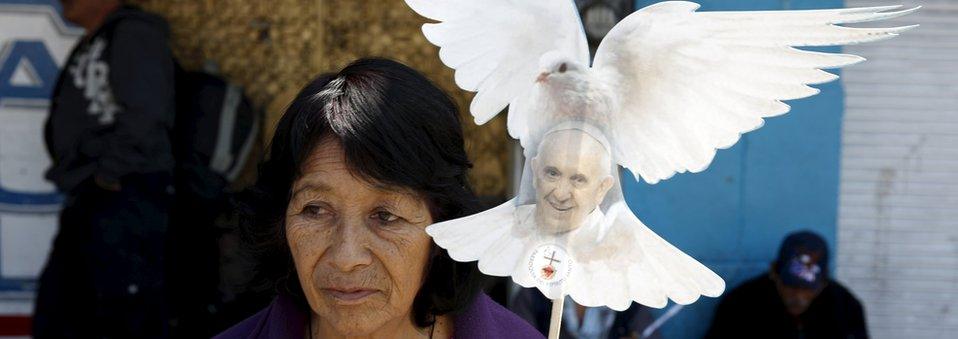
[34,0,175,337]
[705,231,868,339]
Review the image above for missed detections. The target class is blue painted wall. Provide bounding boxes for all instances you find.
[0,0,74,292]
[622,1,844,338]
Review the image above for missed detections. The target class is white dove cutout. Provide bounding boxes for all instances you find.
[405,0,917,310]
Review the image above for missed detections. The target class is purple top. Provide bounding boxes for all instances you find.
[214,293,544,339]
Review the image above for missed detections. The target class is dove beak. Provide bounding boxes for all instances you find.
[536,72,549,83]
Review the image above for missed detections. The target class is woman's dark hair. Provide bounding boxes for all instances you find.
[239,58,486,327]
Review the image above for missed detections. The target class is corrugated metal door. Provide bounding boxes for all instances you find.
[838,1,958,337]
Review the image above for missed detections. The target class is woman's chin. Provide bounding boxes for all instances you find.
[320,309,392,337]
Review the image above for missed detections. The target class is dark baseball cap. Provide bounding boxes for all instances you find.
[775,231,829,289]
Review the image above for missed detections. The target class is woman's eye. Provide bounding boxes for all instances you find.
[302,205,329,218]
[372,211,399,223]
[546,169,559,178]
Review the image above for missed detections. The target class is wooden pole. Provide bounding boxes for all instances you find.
[547,292,565,339]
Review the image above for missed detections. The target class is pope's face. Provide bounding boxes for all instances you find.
[532,129,614,233]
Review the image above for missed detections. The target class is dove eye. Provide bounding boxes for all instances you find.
[558,63,568,73]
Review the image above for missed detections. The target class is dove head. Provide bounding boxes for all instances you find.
[536,51,585,86]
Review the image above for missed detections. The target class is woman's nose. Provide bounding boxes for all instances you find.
[327,218,373,272]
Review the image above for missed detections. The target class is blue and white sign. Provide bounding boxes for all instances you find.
[0,0,81,299]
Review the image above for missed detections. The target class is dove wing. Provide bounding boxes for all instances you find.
[425,198,537,281]
[560,201,725,310]
[427,166,726,310]
[592,1,917,184]
[404,0,589,132]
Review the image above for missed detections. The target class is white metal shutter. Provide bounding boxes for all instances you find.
[838,0,958,338]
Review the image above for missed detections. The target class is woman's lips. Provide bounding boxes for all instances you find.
[323,288,378,304]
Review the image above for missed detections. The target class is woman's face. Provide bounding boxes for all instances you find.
[286,138,434,336]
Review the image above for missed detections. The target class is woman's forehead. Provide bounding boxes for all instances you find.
[292,177,424,214]
[302,137,347,170]
[294,141,418,201]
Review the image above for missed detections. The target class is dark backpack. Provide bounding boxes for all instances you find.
[168,65,260,336]
[172,67,259,200]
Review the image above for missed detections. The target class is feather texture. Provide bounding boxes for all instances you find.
[406,0,916,309]
[593,2,918,184]
[406,0,589,125]
[426,195,725,310]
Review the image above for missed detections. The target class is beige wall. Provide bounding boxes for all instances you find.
[132,0,512,197]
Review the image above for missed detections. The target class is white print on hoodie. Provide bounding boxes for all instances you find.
[68,37,118,125]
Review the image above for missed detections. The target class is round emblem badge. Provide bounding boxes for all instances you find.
[527,244,573,287]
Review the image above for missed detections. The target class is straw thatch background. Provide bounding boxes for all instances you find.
[131,0,512,197]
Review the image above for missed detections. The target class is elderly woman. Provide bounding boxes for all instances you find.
[215,59,541,338]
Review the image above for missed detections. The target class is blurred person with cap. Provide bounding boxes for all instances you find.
[33,0,176,337]
[705,230,868,339]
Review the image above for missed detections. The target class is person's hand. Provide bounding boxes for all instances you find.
[95,175,122,192]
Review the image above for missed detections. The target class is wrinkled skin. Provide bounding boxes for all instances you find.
[286,138,450,338]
